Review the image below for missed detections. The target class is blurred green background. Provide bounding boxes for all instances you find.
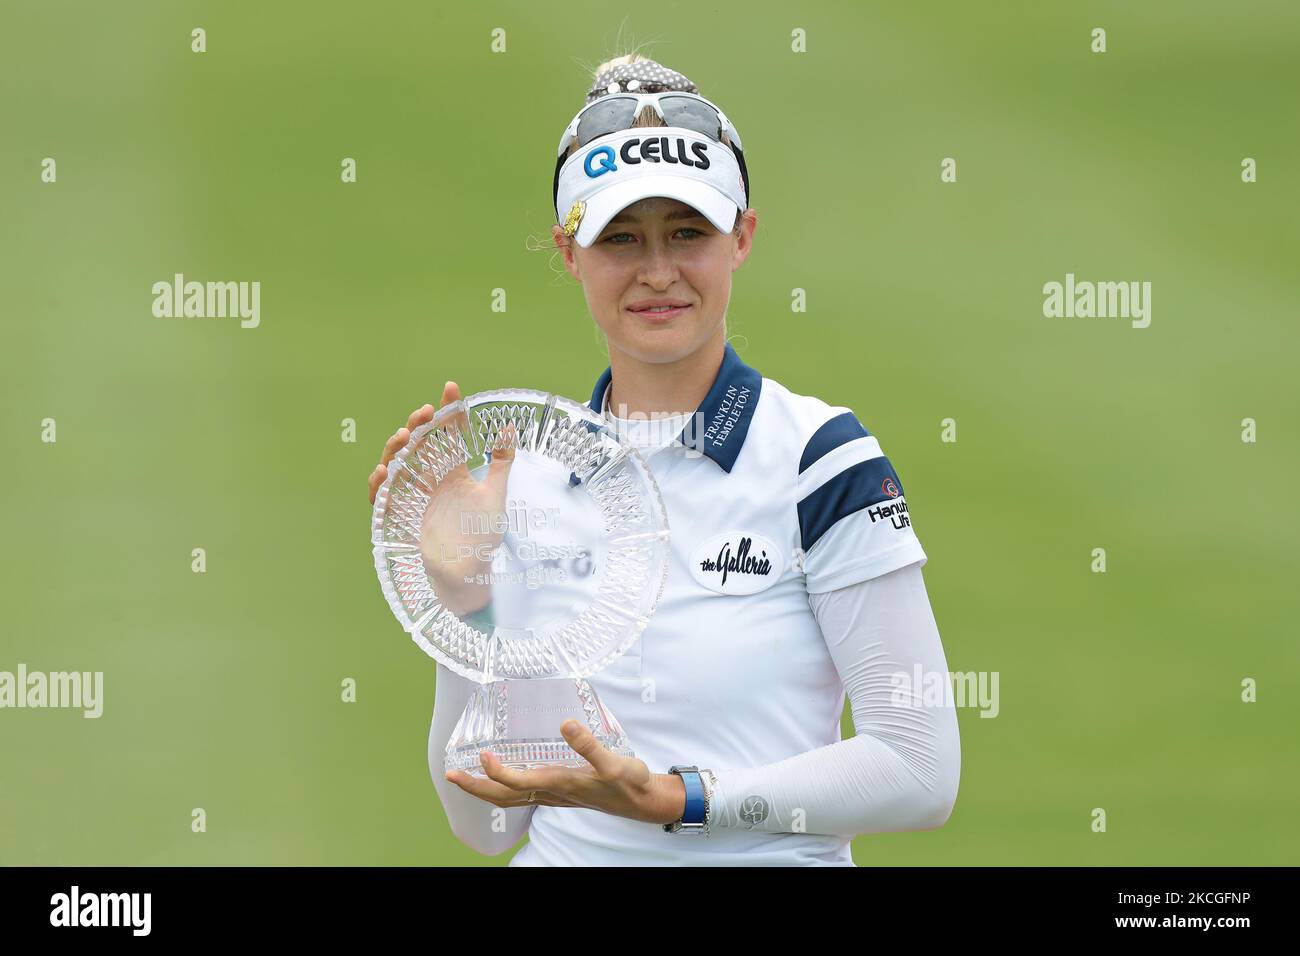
[2,1,1297,865]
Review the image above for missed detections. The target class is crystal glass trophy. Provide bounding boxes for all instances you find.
[371,389,669,776]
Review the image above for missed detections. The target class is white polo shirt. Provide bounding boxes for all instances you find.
[510,342,927,866]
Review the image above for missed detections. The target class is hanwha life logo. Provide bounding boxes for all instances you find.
[881,476,901,498]
[689,531,782,596]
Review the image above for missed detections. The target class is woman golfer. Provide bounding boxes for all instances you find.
[366,54,960,866]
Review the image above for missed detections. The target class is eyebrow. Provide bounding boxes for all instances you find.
[606,208,709,226]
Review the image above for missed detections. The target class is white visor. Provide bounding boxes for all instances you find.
[555,127,747,248]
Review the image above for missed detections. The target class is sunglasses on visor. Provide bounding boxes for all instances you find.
[552,91,749,216]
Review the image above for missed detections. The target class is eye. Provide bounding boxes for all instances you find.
[602,227,706,244]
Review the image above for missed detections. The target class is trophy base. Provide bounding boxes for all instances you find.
[443,677,633,776]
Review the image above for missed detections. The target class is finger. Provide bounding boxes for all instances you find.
[444,764,583,808]
[435,381,471,444]
[443,768,531,806]
[367,463,387,505]
[447,780,585,806]
[477,749,552,791]
[479,751,585,801]
[517,790,585,809]
[494,421,519,459]
[380,427,410,469]
[407,403,435,431]
[482,421,517,498]
[537,794,586,809]
[561,718,621,778]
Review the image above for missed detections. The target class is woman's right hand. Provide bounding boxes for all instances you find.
[367,381,461,507]
[367,381,516,616]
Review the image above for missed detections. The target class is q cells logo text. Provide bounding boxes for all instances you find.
[584,137,712,178]
[584,145,618,177]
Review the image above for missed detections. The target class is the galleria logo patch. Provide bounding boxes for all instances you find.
[690,531,781,595]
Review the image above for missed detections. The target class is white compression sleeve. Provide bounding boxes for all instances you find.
[707,561,961,837]
[428,662,535,855]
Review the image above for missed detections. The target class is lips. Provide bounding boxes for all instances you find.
[628,304,691,321]
[628,299,692,314]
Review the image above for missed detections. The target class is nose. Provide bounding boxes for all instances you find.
[636,237,680,289]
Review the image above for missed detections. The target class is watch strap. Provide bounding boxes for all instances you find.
[664,765,708,833]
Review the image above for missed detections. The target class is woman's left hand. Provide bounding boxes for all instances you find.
[444,719,687,826]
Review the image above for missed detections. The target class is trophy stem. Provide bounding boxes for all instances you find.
[443,677,633,776]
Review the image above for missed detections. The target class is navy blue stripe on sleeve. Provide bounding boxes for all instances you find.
[799,411,871,474]
[798,456,905,552]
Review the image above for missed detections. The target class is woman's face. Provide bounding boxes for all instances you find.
[554,197,758,365]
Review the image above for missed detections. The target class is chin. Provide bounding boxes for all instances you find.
[615,325,703,364]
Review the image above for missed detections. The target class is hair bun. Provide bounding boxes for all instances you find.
[586,57,698,105]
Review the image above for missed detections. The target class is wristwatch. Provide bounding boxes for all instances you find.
[663,765,714,835]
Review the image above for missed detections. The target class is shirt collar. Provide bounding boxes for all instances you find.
[587,342,763,473]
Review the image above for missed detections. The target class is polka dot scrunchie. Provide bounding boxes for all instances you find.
[585,59,699,105]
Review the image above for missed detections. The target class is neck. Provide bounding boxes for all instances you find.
[605,330,726,419]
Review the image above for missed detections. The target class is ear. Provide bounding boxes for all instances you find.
[732,208,758,271]
[552,224,582,281]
